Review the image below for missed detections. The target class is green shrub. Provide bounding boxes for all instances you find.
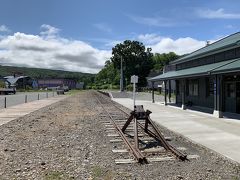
[101,85,108,89]
[0,81,5,88]
[112,85,120,89]
[126,84,133,91]
[25,85,32,91]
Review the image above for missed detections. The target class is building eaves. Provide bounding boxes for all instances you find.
[171,32,240,65]
[149,58,240,81]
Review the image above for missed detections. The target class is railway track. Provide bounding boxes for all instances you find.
[94,91,198,164]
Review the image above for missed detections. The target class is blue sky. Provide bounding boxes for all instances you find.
[0,0,240,73]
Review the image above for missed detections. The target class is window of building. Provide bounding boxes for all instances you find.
[215,52,225,62]
[206,77,214,97]
[188,79,199,96]
[227,83,235,98]
[236,47,240,58]
[176,80,180,95]
[225,49,236,60]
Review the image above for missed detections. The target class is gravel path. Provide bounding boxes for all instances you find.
[0,91,239,179]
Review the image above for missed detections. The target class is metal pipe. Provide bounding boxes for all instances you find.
[120,57,123,92]
[4,97,6,108]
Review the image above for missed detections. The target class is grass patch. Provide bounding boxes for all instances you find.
[91,165,114,180]
[44,171,72,180]
[66,89,82,96]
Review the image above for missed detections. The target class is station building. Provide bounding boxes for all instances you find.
[37,78,77,89]
[150,32,240,118]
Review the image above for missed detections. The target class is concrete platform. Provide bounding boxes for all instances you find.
[112,97,240,164]
[0,95,67,126]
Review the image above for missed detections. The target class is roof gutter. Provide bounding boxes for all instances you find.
[208,58,240,75]
[171,42,239,65]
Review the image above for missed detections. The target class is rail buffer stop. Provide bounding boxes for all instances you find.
[122,105,187,161]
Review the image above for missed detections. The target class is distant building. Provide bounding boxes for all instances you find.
[37,78,77,89]
[76,82,84,89]
[32,79,38,89]
[147,71,175,93]
[4,76,32,89]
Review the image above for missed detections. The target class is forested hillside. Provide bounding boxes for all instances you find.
[0,65,95,85]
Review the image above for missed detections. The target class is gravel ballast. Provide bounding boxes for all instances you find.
[0,91,239,179]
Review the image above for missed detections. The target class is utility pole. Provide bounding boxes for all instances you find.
[120,56,124,92]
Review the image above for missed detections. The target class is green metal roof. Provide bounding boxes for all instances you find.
[150,59,239,81]
[210,58,240,74]
[172,32,240,64]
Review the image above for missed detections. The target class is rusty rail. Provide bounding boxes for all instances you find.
[94,93,147,163]
[108,96,187,161]
[95,91,187,162]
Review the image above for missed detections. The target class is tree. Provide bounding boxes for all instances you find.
[111,40,153,87]
[95,60,119,85]
[152,52,179,72]
[0,80,5,88]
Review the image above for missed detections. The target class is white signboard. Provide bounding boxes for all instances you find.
[131,75,138,83]
[131,75,138,108]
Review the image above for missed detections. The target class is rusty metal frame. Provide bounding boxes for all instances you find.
[95,94,147,163]
[114,103,187,161]
[96,91,187,162]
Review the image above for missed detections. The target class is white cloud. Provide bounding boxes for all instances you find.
[0,25,10,32]
[197,8,240,19]
[150,37,206,55]
[137,34,163,45]
[128,14,183,27]
[40,24,60,38]
[104,40,122,48]
[136,33,206,55]
[0,26,111,73]
[93,23,112,33]
[104,33,206,55]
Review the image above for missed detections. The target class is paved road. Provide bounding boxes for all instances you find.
[0,91,56,109]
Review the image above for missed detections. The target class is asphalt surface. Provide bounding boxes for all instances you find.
[0,91,56,109]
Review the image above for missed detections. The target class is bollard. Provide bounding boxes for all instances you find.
[53,91,54,97]
[4,97,6,108]
[38,94,40,100]
[47,92,48,98]
[25,95,27,103]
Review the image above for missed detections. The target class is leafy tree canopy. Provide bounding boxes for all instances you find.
[95,60,119,85]
[152,52,179,73]
[111,40,153,86]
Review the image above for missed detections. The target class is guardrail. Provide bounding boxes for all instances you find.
[1,91,57,109]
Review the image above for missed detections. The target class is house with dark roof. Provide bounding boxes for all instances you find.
[4,76,32,89]
[150,32,240,117]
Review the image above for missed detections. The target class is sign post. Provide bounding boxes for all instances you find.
[131,75,138,108]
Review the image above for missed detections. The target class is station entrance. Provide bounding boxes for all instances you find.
[224,75,240,114]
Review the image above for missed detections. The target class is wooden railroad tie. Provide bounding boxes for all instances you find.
[121,105,187,162]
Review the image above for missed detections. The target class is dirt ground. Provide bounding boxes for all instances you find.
[0,91,239,179]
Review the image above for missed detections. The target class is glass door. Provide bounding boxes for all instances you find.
[225,82,236,113]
